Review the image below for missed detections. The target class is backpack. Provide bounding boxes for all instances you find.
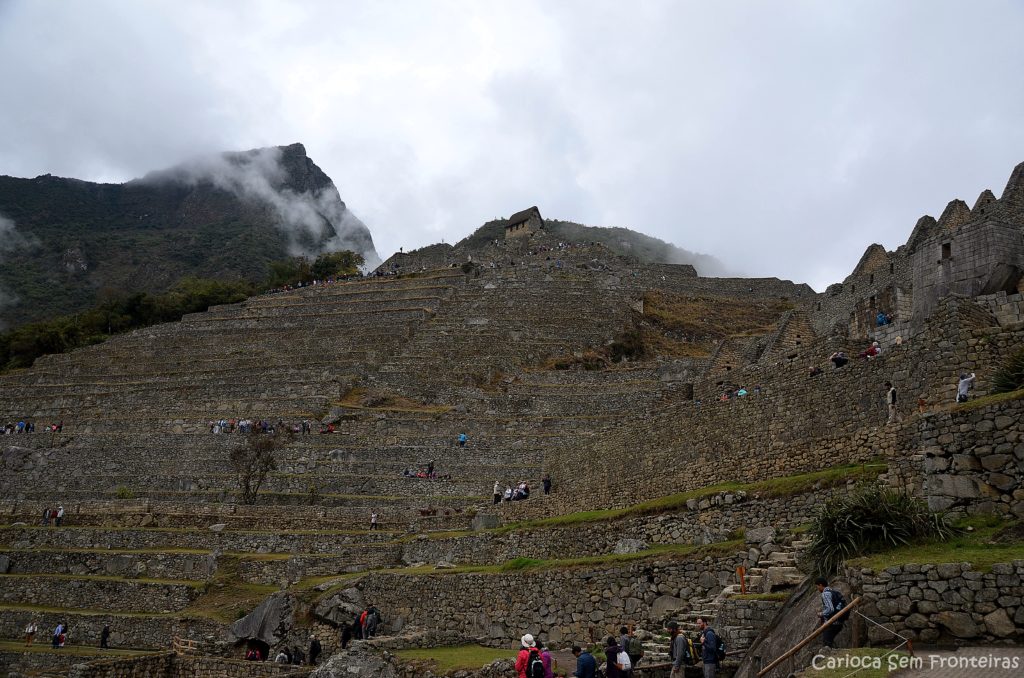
[830,588,847,619]
[526,649,545,678]
[616,650,632,670]
[714,635,726,663]
[627,635,644,658]
[683,637,698,666]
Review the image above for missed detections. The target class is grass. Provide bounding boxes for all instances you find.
[0,639,157,656]
[393,645,516,671]
[952,387,1024,412]
[336,387,453,414]
[182,556,276,623]
[0,573,203,587]
[489,462,886,534]
[849,518,1024,573]
[795,648,913,678]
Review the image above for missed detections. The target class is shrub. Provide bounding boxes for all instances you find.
[805,483,955,575]
[500,557,543,571]
[608,328,645,363]
[991,346,1024,394]
[230,433,287,505]
[115,486,134,500]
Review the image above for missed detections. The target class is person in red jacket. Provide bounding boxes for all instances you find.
[515,634,540,678]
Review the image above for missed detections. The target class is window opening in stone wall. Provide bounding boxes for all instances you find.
[942,242,952,260]
[870,274,874,284]
[817,301,822,310]
[889,262,894,274]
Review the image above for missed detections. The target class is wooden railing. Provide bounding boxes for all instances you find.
[171,636,199,656]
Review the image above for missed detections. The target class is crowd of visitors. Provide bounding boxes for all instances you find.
[2,420,62,434]
[209,418,316,434]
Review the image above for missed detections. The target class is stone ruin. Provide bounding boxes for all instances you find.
[1,162,1023,677]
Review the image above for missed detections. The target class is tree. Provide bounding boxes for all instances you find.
[229,433,285,505]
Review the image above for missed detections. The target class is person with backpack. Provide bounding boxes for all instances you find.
[696,617,722,678]
[620,626,643,671]
[956,372,976,403]
[884,382,900,424]
[666,621,692,677]
[537,639,554,678]
[515,634,545,678]
[815,576,846,648]
[604,635,630,677]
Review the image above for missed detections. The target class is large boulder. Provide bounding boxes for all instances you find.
[311,647,397,678]
[934,611,980,639]
[314,586,365,626]
[230,591,296,646]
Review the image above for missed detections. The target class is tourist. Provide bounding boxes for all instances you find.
[353,612,364,639]
[515,634,542,678]
[427,460,435,477]
[369,511,378,531]
[493,480,502,504]
[24,620,36,646]
[542,473,552,495]
[815,576,844,648]
[100,624,110,649]
[503,485,513,502]
[55,505,64,527]
[622,626,643,672]
[808,366,823,377]
[571,644,596,678]
[457,432,468,447]
[604,635,627,677]
[667,621,690,677]
[858,341,881,360]
[291,645,305,664]
[829,351,848,368]
[537,639,554,678]
[309,635,322,665]
[52,622,64,648]
[696,617,720,678]
[876,311,888,327]
[275,648,290,663]
[365,606,380,638]
[956,372,976,403]
[359,608,369,637]
[42,507,51,526]
[884,381,900,424]
[340,622,352,649]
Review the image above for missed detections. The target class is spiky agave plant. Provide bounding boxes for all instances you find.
[991,346,1024,394]
[805,483,955,575]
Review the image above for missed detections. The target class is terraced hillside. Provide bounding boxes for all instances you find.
[2,203,1023,677]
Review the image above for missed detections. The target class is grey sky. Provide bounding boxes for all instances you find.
[1,0,1022,290]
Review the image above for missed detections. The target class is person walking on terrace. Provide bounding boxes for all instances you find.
[24,620,36,646]
[457,432,468,447]
[815,576,846,648]
[956,372,976,403]
[515,633,543,678]
[369,511,378,530]
[100,624,110,649]
[55,505,64,526]
[884,382,900,424]
[542,473,552,495]
[494,480,502,504]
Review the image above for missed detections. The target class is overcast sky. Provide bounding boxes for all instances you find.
[1,0,1023,290]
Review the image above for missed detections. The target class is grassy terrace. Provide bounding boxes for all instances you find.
[428,462,887,539]
[394,645,517,671]
[850,516,1024,573]
[0,639,156,657]
[951,387,1024,412]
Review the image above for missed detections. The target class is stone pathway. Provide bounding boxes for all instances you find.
[891,647,1024,677]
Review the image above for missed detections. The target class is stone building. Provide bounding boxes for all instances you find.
[504,206,543,240]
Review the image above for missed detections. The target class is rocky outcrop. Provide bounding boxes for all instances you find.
[230,591,297,646]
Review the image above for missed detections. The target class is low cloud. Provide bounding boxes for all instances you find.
[136,146,379,266]
[0,214,39,329]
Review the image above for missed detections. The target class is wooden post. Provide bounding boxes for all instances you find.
[737,566,747,594]
[756,596,861,678]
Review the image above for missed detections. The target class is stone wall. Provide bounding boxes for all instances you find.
[847,560,1024,645]
[0,575,200,612]
[406,488,843,566]
[65,652,312,678]
[886,396,1024,518]
[911,219,1024,328]
[356,551,747,648]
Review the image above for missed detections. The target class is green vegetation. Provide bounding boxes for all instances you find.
[115,486,135,500]
[185,556,276,623]
[0,249,364,371]
[393,645,517,672]
[0,639,157,656]
[0,277,253,370]
[954,387,1024,412]
[805,483,956,575]
[850,517,1024,573]
[991,346,1024,393]
[641,291,794,358]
